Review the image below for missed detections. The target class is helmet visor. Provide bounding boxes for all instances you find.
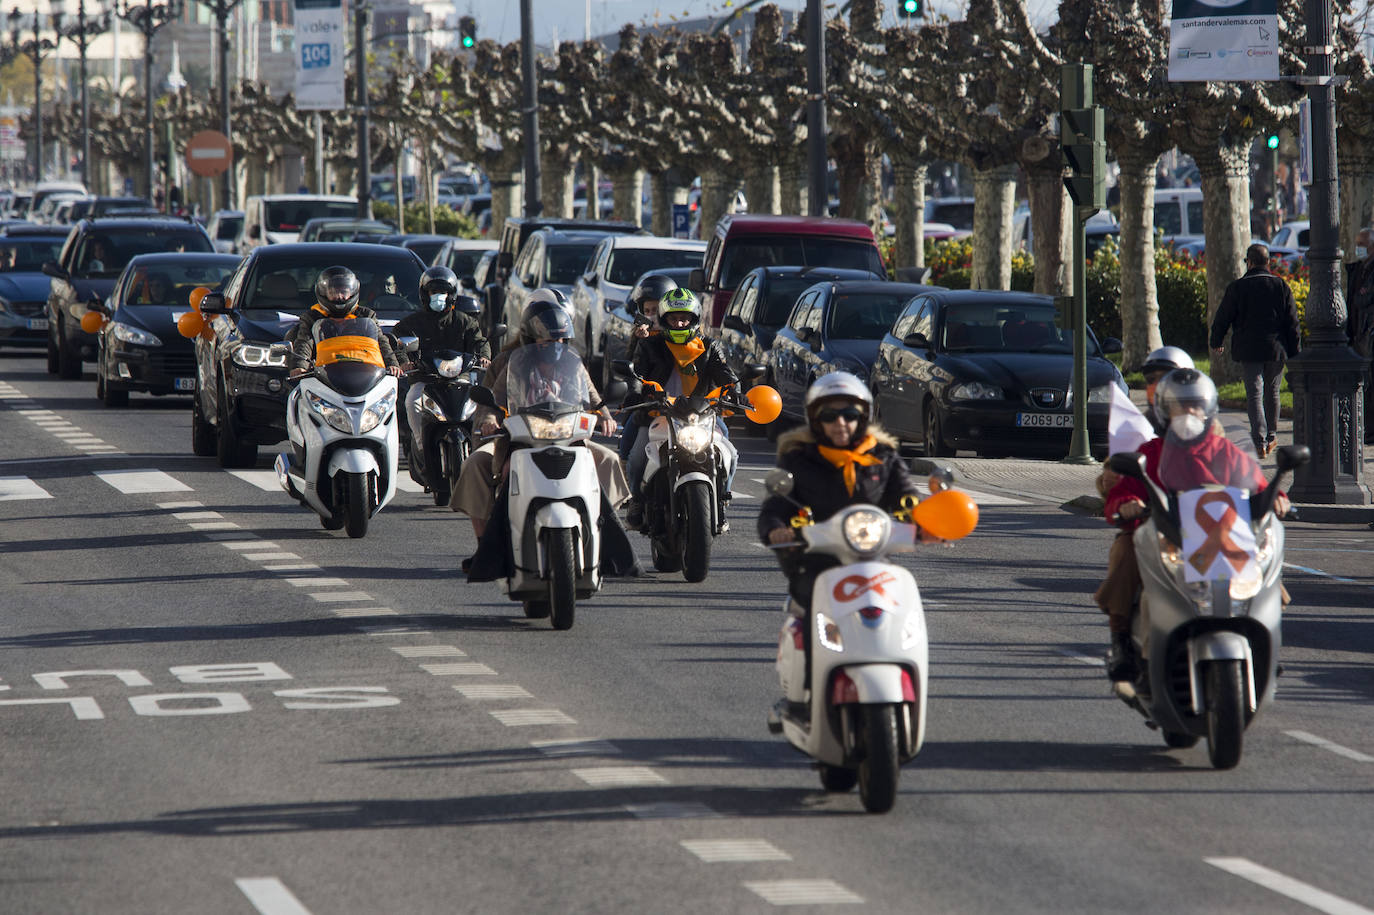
[319,273,359,304]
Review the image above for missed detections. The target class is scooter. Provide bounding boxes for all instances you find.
[1107,442,1308,769]
[402,347,481,506]
[275,317,399,539]
[765,467,978,813]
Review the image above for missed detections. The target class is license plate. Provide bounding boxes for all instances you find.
[27,318,47,331]
[174,377,195,391]
[1016,412,1073,428]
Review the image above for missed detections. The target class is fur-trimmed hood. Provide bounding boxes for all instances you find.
[776,423,899,458]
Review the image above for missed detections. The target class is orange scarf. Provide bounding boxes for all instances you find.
[665,338,707,396]
[817,434,882,495]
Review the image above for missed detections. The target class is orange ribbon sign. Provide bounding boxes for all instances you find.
[1187,490,1253,577]
[832,571,898,603]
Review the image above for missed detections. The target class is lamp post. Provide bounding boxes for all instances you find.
[191,0,244,210]
[115,0,182,202]
[7,5,58,183]
[54,0,111,188]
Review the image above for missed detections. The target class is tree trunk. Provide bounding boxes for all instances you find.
[1337,150,1374,263]
[890,159,926,271]
[612,167,643,226]
[541,147,575,218]
[745,162,780,215]
[1025,162,1069,296]
[834,135,872,221]
[489,160,522,237]
[1116,151,1164,370]
[697,167,732,242]
[650,171,672,237]
[971,164,1017,290]
[779,153,805,215]
[1196,144,1252,385]
[585,158,599,220]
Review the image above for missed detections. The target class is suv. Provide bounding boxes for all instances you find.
[499,228,609,339]
[0,225,68,350]
[43,217,214,378]
[66,196,159,222]
[205,209,245,253]
[691,215,887,330]
[191,243,426,466]
[240,194,359,252]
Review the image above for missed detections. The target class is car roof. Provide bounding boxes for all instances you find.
[536,231,607,246]
[247,194,357,202]
[124,252,243,267]
[78,217,205,231]
[716,214,875,240]
[756,266,881,281]
[821,281,933,296]
[508,216,639,231]
[0,224,69,237]
[604,236,706,251]
[247,242,424,261]
[927,289,1055,306]
[443,239,497,249]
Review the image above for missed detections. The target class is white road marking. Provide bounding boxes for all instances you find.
[1205,858,1374,915]
[356,624,432,635]
[1059,649,1104,667]
[681,839,791,863]
[530,738,620,757]
[394,477,424,493]
[453,683,531,699]
[227,469,284,492]
[420,662,496,676]
[235,877,314,915]
[1285,730,1374,763]
[188,521,239,530]
[262,563,321,571]
[244,552,301,561]
[625,802,718,819]
[157,500,203,509]
[74,443,120,452]
[1284,563,1361,584]
[572,766,668,787]
[490,708,576,726]
[94,469,191,494]
[391,645,466,658]
[173,511,224,521]
[221,541,278,551]
[285,577,349,588]
[0,476,52,501]
[16,409,53,414]
[730,491,755,499]
[744,879,865,906]
[205,531,256,541]
[310,591,374,602]
[331,607,397,617]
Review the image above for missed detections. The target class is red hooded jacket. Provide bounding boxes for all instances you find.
[1104,435,1266,531]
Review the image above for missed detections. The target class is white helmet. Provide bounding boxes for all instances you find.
[805,371,873,413]
[1141,345,1194,378]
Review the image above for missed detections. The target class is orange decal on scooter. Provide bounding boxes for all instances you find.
[832,571,898,603]
[1189,491,1252,575]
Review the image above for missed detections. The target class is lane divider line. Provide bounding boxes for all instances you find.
[331,607,397,617]
[420,662,496,676]
[1205,857,1374,915]
[391,645,466,658]
[530,738,621,757]
[453,684,531,700]
[625,802,718,819]
[309,591,374,602]
[1284,730,1374,763]
[235,877,315,915]
[262,563,321,571]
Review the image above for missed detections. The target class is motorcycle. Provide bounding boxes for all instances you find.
[765,468,978,813]
[1107,442,1308,769]
[615,361,778,581]
[275,315,399,538]
[401,347,481,506]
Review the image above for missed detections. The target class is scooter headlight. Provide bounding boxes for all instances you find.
[527,414,577,440]
[460,398,476,421]
[436,356,464,378]
[842,508,891,555]
[816,612,844,652]
[676,420,712,456]
[360,389,396,433]
[419,391,447,422]
[1158,533,1183,571]
[1229,569,1263,601]
[1252,521,1275,566]
[306,390,353,433]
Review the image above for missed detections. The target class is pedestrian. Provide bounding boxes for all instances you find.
[1345,227,1374,443]
[1209,243,1302,457]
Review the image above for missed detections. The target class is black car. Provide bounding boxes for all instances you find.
[0,229,68,349]
[44,217,215,378]
[372,234,453,265]
[868,289,1125,459]
[719,266,885,381]
[767,281,937,423]
[93,253,241,406]
[67,196,158,221]
[597,266,696,393]
[191,243,426,466]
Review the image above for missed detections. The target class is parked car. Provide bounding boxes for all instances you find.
[297,218,395,243]
[868,289,1124,459]
[718,266,886,382]
[206,209,245,254]
[598,266,697,393]
[499,228,616,341]
[0,228,68,350]
[240,194,359,252]
[43,217,215,378]
[432,238,497,279]
[191,243,426,466]
[767,280,937,422]
[92,252,241,406]
[570,235,706,373]
[690,214,888,330]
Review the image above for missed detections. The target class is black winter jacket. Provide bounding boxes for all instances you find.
[633,334,739,397]
[393,308,491,362]
[287,304,399,372]
[1209,267,1301,363]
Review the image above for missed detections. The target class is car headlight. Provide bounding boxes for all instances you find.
[233,343,290,368]
[816,612,844,652]
[111,321,162,347]
[437,356,464,378]
[419,391,447,422]
[842,508,891,555]
[360,390,396,433]
[676,420,712,455]
[527,414,577,440]
[306,390,353,433]
[1088,384,1115,403]
[950,381,1001,401]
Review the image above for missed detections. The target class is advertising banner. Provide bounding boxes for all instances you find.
[294,0,345,110]
[1168,0,1280,82]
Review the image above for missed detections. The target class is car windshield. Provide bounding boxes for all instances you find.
[719,236,884,288]
[0,238,65,271]
[444,249,488,277]
[605,248,703,285]
[825,292,913,340]
[240,253,424,317]
[940,302,1099,355]
[77,230,214,278]
[545,244,598,285]
[266,201,358,232]
[214,216,242,240]
[928,202,974,230]
[124,260,238,307]
[406,240,445,264]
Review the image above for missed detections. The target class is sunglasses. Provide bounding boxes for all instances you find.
[816,406,865,423]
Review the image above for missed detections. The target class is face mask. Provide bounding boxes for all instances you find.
[1358,247,1369,260]
[1170,414,1205,440]
[428,293,447,312]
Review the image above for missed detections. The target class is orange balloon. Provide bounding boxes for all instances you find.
[80,311,105,334]
[913,489,979,541]
[177,311,205,339]
[200,323,215,342]
[745,384,782,424]
[189,286,209,312]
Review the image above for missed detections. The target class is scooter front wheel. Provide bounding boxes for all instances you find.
[1205,660,1245,769]
[680,480,713,583]
[858,704,901,813]
[344,471,372,539]
[547,528,576,631]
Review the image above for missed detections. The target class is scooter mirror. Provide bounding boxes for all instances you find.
[1274,444,1310,474]
[764,468,795,497]
[604,379,628,403]
[468,385,498,408]
[742,363,768,381]
[1108,451,1147,480]
[927,466,954,493]
[612,359,636,378]
[492,323,508,338]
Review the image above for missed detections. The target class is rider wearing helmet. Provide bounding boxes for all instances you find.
[623,286,740,530]
[617,273,678,463]
[288,266,401,376]
[394,265,492,441]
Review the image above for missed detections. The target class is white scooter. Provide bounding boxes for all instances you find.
[765,468,977,813]
[276,318,399,538]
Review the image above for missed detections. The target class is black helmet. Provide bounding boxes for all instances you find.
[315,266,360,318]
[520,293,574,344]
[420,265,459,307]
[628,273,679,315]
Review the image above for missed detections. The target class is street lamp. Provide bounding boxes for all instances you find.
[115,0,182,203]
[53,0,111,189]
[7,5,59,183]
[191,0,244,210]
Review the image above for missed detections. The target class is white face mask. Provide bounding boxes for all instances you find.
[428,293,447,312]
[1358,246,1369,260]
[1170,414,1206,440]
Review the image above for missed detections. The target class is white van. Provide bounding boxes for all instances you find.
[1153,187,1204,241]
[240,194,358,253]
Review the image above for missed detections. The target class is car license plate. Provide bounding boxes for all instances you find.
[1016,412,1073,428]
[27,318,47,331]
[174,377,195,391]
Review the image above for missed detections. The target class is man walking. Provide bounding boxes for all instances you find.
[1209,243,1302,457]
[1346,227,1374,443]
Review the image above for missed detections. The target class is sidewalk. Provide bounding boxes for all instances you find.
[911,396,1374,525]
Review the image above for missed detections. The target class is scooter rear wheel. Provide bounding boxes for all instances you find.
[858,704,901,813]
[818,764,859,793]
[1162,730,1199,749]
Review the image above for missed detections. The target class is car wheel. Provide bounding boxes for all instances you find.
[924,400,954,457]
[100,366,128,408]
[46,320,59,374]
[56,314,82,380]
[191,383,218,457]
[215,380,258,468]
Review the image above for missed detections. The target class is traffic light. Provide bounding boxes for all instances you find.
[1266,133,1279,150]
[459,15,476,49]
[1062,105,1106,210]
[897,0,922,18]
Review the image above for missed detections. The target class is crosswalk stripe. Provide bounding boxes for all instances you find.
[489,708,575,726]
[0,476,52,501]
[571,766,667,787]
[624,802,718,819]
[420,662,496,676]
[227,469,283,492]
[744,879,864,906]
[392,645,466,658]
[681,839,791,863]
[94,469,192,494]
[453,683,530,699]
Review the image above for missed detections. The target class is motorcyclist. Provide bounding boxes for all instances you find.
[394,265,492,443]
[616,273,678,465]
[288,266,402,377]
[623,286,739,531]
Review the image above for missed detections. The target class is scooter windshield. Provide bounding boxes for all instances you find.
[505,343,593,415]
[313,315,385,369]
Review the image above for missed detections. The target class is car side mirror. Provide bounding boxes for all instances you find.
[199,292,229,315]
[902,331,929,348]
[42,260,67,280]
[491,323,507,339]
[584,273,599,287]
[1100,337,1124,355]
[722,314,750,334]
[458,274,476,289]
[468,385,497,408]
[455,294,481,315]
[743,363,768,381]
[1108,451,1146,480]
[86,299,111,316]
[688,268,705,292]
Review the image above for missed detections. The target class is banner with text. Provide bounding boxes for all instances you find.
[294,0,345,110]
[1169,0,1279,82]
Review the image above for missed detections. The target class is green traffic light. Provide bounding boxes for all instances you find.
[902,0,918,10]
[462,35,474,47]
[1266,134,1279,149]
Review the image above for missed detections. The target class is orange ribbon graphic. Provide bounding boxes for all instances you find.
[832,571,898,603]
[1188,491,1252,576]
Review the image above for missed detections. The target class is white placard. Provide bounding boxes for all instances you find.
[1108,384,1155,456]
[1168,0,1280,82]
[1179,487,1258,583]
[294,0,346,111]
